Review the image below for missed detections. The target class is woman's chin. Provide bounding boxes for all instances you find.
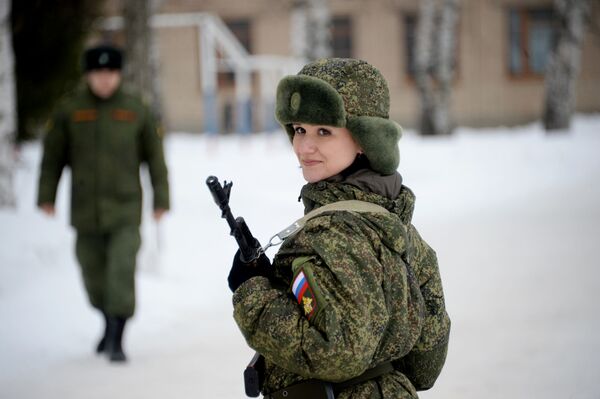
[302,170,323,183]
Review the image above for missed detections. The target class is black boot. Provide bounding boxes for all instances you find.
[96,311,109,354]
[105,316,128,362]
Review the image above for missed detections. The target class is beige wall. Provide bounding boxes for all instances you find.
[105,0,600,132]
[577,19,600,112]
[452,0,600,126]
[157,26,203,132]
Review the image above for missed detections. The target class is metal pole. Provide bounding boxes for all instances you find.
[199,19,218,134]
[235,66,252,134]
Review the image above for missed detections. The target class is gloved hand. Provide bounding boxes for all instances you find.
[228,250,272,292]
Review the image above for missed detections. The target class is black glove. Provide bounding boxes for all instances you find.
[228,250,272,292]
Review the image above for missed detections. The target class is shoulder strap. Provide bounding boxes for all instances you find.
[262,200,389,252]
[301,200,389,223]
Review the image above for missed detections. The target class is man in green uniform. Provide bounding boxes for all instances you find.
[37,44,170,362]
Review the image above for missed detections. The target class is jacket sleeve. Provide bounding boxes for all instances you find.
[233,213,394,382]
[37,111,69,206]
[140,107,170,210]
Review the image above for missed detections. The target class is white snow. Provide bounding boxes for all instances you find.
[1,115,600,399]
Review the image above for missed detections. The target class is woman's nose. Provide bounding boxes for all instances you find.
[298,135,317,153]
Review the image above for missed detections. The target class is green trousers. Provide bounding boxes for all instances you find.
[75,225,141,318]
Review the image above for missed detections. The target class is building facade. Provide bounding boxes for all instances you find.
[102,0,600,133]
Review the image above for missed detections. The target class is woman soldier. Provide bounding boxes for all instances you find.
[227,58,450,398]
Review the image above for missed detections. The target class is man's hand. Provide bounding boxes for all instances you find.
[153,208,167,221]
[39,203,56,216]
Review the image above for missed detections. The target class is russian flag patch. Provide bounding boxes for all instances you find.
[292,271,308,301]
[292,270,316,318]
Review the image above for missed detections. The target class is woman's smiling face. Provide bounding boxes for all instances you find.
[292,123,362,183]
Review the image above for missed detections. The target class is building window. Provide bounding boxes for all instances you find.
[218,19,252,86]
[404,14,417,77]
[508,8,557,77]
[226,19,252,53]
[331,16,353,58]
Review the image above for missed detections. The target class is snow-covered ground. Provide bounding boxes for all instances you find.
[1,116,600,399]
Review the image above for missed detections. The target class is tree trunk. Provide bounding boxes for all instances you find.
[0,0,16,208]
[543,0,591,131]
[434,0,459,135]
[415,0,459,136]
[122,0,165,126]
[306,0,331,60]
[290,0,331,60]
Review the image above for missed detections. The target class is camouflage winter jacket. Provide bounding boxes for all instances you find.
[233,170,450,398]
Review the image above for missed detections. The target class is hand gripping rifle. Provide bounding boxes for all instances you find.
[205,175,265,397]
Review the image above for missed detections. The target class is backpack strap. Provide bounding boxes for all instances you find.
[262,200,389,253]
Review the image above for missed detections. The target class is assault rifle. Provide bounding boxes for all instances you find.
[205,175,265,397]
[206,175,262,263]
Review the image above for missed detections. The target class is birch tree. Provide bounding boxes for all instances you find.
[414,0,460,135]
[0,0,16,207]
[122,0,164,125]
[291,0,331,60]
[543,0,591,131]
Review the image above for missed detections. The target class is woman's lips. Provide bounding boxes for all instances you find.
[302,159,321,166]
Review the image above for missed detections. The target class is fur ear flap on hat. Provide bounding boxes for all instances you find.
[346,117,402,175]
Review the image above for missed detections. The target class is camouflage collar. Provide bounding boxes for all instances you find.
[299,169,416,224]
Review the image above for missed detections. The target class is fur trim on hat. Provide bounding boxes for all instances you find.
[276,75,346,128]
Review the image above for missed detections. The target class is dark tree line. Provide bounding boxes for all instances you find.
[11,0,104,141]
[1,0,16,207]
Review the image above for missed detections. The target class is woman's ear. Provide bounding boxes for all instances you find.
[355,142,364,155]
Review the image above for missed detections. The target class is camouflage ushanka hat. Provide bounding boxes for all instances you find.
[275,58,402,175]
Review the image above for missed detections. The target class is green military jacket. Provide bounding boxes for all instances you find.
[233,172,450,398]
[37,85,169,232]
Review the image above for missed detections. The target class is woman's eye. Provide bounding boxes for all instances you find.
[293,126,305,134]
[318,128,331,136]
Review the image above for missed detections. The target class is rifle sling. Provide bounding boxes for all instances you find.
[264,200,389,252]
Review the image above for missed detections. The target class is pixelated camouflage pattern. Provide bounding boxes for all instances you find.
[232,179,450,398]
[298,58,390,119]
